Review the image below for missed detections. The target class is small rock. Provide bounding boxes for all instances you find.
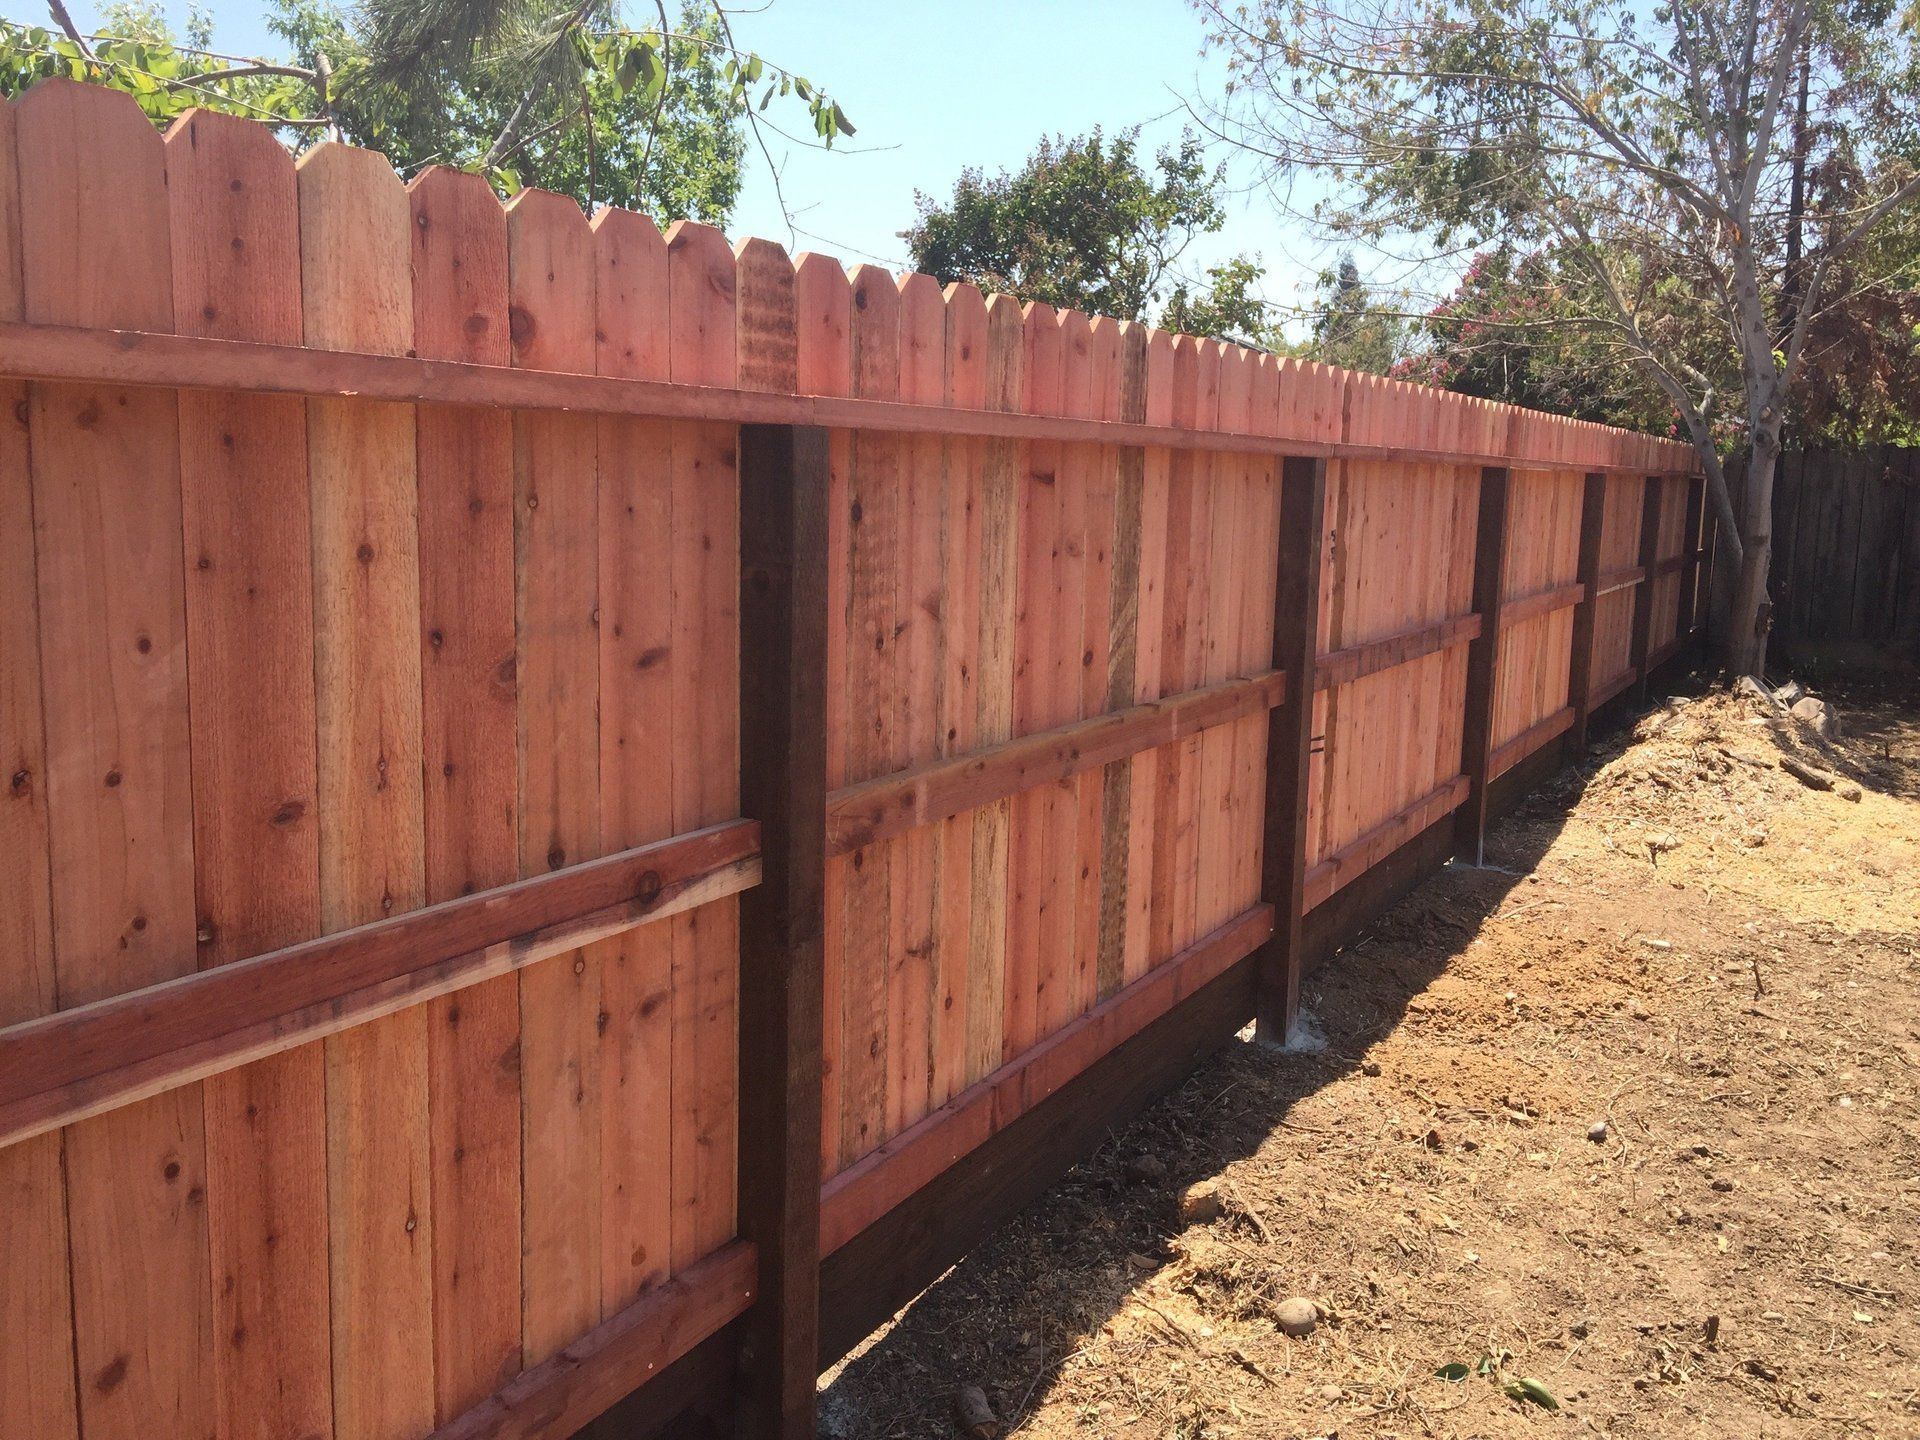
[1178,1181,1222,1224]
[1838,781,1862,802]
[1125,1153,1168,1186]
[1711,1177,1734,1193]
[1361,1059,1382,1077]
[1641,937,1673,951]
[1740,825,1769,848]
[952,1385,998,1439]
[1318,1383,1342,1402]
[1588,1119,1610,1143]
[1276,1296,1319,1337]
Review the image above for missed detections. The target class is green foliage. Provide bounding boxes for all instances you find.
[0,9,314,129]
[1163,256,1280,348]
[1306,255,1410,375]
[907,128,1271,339]
[1397,246,1679,429]
[0,0,853,222]
[1201,0,1920,453]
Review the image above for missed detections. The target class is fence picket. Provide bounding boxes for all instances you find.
[298,140,435,1440]
[664,220,743,1268]
[167,105,334,1440]
[593,205,676,1316]
[0,89,80,1440]
[506,186,604,1362]
[407,163,526,1420]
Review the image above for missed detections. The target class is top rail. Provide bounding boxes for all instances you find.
[0,321,1696,477]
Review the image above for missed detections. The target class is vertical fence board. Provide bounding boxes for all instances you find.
[664,220,742,1268]
[797,253,853,1174]
[1096,322,1148,1000]
[1120,328,1170,986]
[22,83,208,1440]
[0,90,80,1440]
[891,271,945,1135]
[408,163,526,1421]
[167,106,334,1440]
[935,283,987,1099]
[507,187,604,1362]
[966,295,1024,1081]
[299,140,436,1440]
[593,206,675,1315]
[1042,309,1090,1036]
[1005,301,1061,1058]
[1069,313,1116,1022]
[839,263,900,1167]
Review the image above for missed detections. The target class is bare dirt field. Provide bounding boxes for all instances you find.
[818,668,1920,1439]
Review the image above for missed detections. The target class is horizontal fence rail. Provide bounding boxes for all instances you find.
[0,78,1708,1440]
[0,318,1701,475]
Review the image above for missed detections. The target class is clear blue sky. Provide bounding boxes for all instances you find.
[65,0,1336,322]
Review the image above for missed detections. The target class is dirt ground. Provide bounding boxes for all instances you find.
[818,666,1920,1439]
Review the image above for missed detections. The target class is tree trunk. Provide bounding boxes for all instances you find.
[1718,441,1778,677]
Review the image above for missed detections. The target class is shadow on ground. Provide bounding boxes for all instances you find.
[815,737,1613,1438]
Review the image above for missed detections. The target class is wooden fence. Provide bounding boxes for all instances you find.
[0,80,1705,1440]
[1765,446,1920,654]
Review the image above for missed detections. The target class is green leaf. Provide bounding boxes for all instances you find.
[1435,1363,1471,1382]
[1503,1378,1559,1411]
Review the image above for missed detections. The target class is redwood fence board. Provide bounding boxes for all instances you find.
[0,83,1701,1440]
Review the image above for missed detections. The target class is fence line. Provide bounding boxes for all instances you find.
[0,78,1704,1440]
[1764,446,1920,653]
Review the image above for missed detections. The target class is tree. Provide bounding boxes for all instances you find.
[0,0,853,222]
[1164,255,1281,348]
[1196,0,1920,675]
[907,129,1273,340]
[1399,245,1681,430]
[1307,254,1410,374]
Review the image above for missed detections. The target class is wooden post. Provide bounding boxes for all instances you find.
[735,423,829,1440]
[1566,472,1608,752]
[1676,475,1707,648]
[1629,473,1664,703]
[1253,454,1326,1047]
[1454,466,1511,868]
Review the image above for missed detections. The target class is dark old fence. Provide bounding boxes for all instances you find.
[1766,446,1920,655]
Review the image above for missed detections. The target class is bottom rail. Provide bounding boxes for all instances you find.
[429,1240,757,1440]
[1491,706,1576,780]
[819,905,1275,1254]
[1590,665,1639,711]
[1304,776,1471,911]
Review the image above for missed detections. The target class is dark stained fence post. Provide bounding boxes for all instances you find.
[1253,454,1327,1047]
[1454,465,1511,868]
[736,422,829,1440]
[1629,473,1665,703]
[1566,471,1609,752]
[1676,475,1707,650]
